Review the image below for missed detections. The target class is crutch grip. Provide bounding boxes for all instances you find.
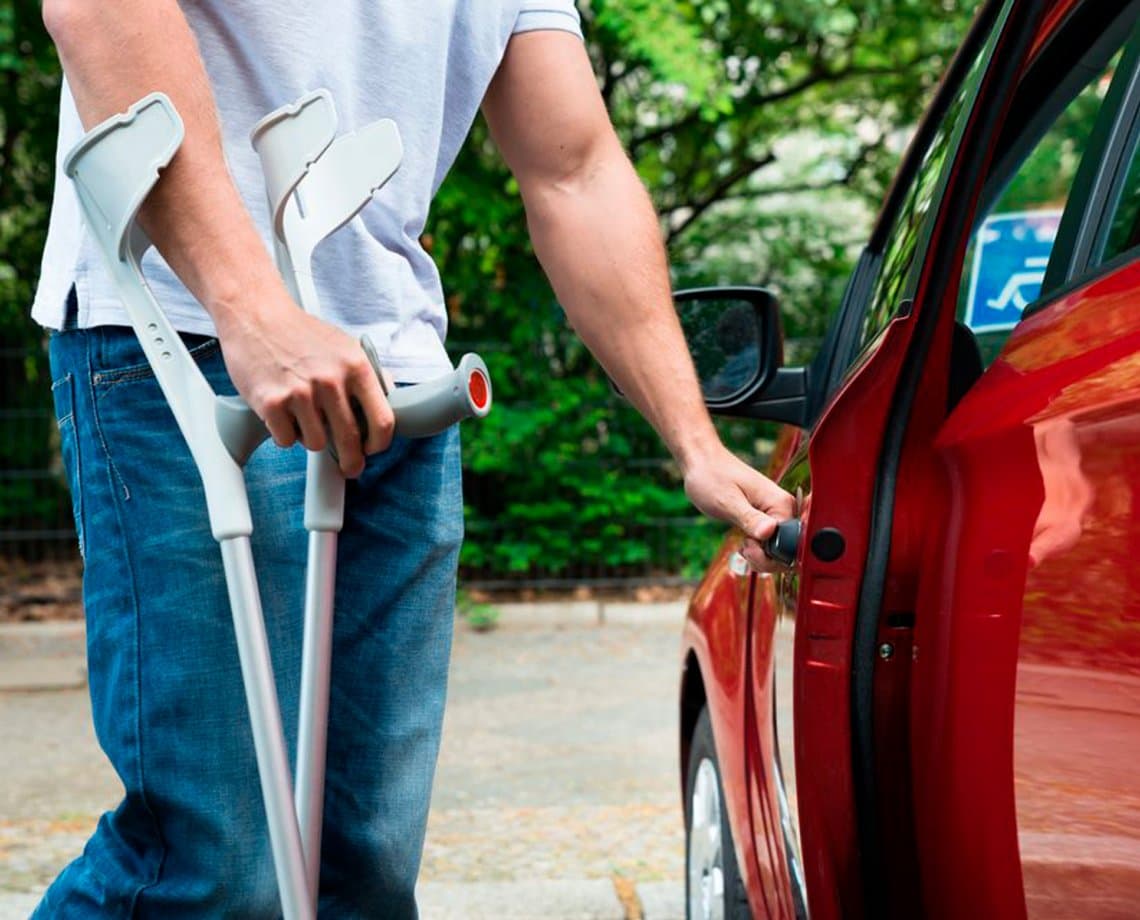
[360,335,492,439]
[214,340,493,466]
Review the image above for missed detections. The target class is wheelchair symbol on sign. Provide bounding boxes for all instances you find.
[986,256,1050,313]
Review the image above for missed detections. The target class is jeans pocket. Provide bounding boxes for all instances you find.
[51,372,85,559]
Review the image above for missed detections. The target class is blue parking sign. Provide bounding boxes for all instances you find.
[965,210,1062,333]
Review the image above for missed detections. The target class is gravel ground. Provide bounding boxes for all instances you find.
[0,617,686,910]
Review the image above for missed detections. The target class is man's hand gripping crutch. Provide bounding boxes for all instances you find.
[64,92,492,920]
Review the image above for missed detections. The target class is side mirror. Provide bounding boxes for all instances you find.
[675,287,781,408]
[675,286,809,426]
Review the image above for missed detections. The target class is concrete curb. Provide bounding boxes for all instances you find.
[0,622,85,661]
[637,880,685,920]
[0,891,38,920]
[493,599,688,629]
[0,622,87,692]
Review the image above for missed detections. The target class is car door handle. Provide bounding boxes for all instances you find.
[763,518,802,566]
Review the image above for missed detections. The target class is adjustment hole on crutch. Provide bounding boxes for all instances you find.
[161,351,172,360]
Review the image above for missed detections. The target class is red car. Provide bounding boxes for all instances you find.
[677,0,1140,917]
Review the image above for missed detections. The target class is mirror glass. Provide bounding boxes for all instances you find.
[678,298,762,401]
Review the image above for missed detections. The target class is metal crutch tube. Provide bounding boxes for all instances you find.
[221,537,312,918]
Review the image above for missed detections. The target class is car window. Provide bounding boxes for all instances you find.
[1099,75,1140,266]
[1103,150,1140,261]
[957,51,1125,365]
[847,48,990,367]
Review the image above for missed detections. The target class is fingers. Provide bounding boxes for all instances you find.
[317,382,366,478]
[741,470,797,519]
[288,393,327,453]
[740,537,776,572]
[683,450,798,569]
[348,356,395,456]
[240,340,396,477]
[262,402,299,449]
[724,490,779,543]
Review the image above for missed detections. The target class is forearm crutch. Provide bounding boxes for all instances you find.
[64,93,492,920]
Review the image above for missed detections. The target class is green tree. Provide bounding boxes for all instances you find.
[0,0,980,580]
[0,1,63,536]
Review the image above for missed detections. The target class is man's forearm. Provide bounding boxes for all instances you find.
[483,31,795,557]
[522,140,720,474]
[44,0,280,332]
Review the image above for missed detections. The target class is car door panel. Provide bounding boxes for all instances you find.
[926,262,1140,918]
[771,5,1034,914]
[784,312,925,919]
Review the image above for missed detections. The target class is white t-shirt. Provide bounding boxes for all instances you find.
[33,1,582,382]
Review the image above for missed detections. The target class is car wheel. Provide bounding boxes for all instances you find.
[686,706,752,920]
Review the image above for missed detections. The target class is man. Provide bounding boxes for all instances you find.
[34,0,794,915]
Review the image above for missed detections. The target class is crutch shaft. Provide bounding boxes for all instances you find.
[296,529,337,902]
[221,537,314,920]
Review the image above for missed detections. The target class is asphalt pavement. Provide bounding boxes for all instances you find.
[0,603,689,919]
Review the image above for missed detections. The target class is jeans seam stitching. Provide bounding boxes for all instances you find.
[84,335,167,908]
[51,371,82,557]
[88,370,132,503]
[51,373,74,428]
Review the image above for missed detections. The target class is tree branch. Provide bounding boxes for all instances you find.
[663,136,880,243]
[665,151,777,243]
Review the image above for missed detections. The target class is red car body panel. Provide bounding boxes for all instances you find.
[917,262,1140,918]
[791,315,918,920]
[746,574,795,918]
[682,537,767,908]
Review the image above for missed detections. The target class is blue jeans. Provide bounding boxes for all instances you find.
[36,322,463,918]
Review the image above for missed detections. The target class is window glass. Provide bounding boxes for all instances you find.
[1104,155,1140,259]
[852,53,985,361]
[957,52,1121,365]
[1103,126,1140,263]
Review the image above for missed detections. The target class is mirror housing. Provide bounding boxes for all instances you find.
[675,286,810,427]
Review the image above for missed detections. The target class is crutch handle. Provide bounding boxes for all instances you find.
[215,339,493,466]
[359,335,492,439]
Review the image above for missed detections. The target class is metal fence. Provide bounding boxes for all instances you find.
[0,338,76,562]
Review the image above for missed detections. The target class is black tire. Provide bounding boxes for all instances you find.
[686,706,752,920]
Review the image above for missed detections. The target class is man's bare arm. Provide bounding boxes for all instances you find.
[43,0,391,476]
[482,31,794,564]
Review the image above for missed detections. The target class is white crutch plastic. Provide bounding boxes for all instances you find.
[251,90,403,908]
[65,93,491,919]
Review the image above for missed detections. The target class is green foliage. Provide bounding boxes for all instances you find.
[1,1,59,341]
[0,1,63,524]
[456,589,501,632]
[0,0,980,580]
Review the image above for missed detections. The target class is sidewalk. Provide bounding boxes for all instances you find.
[0,605,689,919]
[0,878,683,919]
